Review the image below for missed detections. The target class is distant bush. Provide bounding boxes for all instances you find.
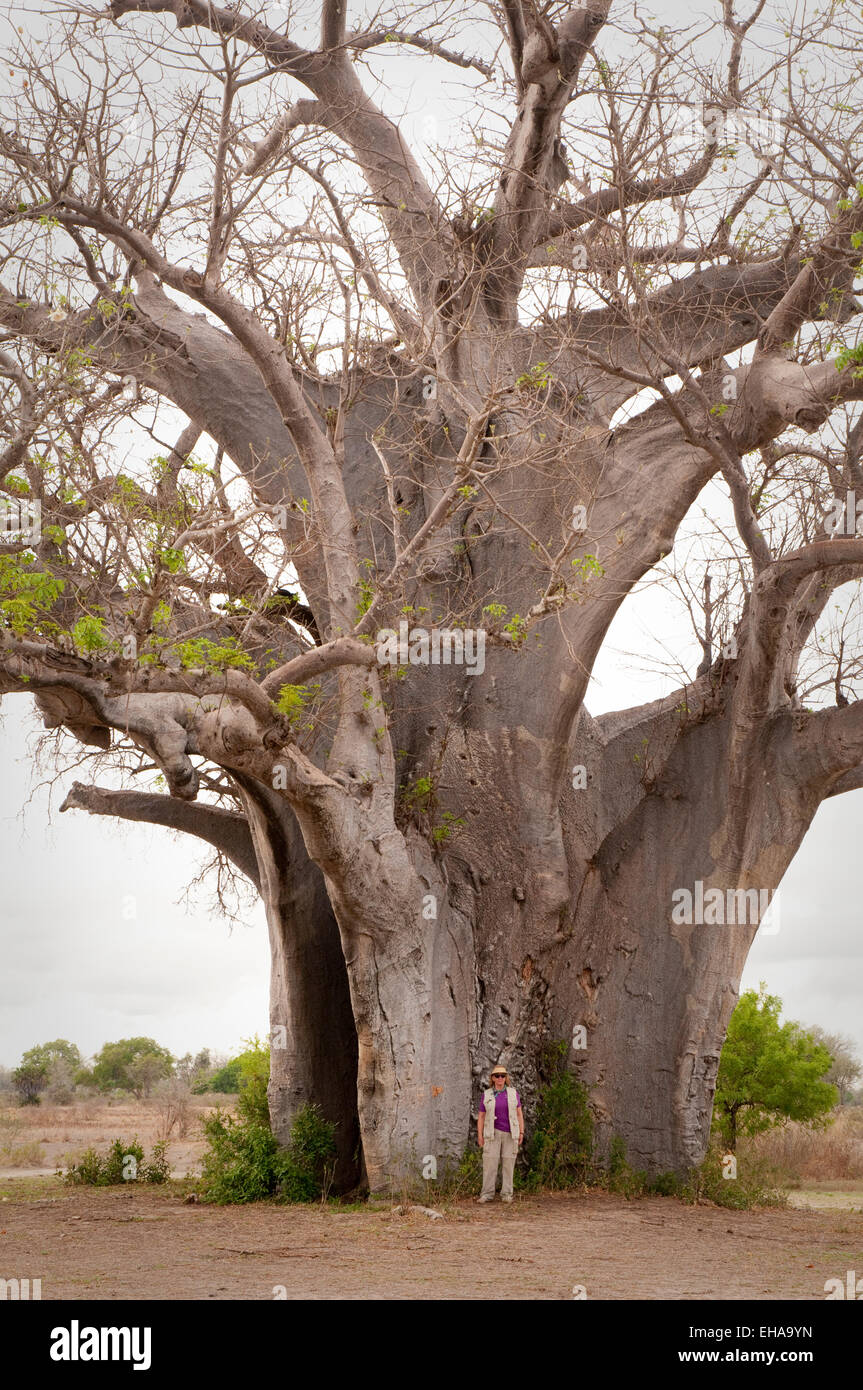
[175,1049,212,1089]
[194,1038,270,1095]
[12,1061,47,1106]
[201,1058,242,1094]
[154,1076,193,1142]
[89,1038,174,1097]
[749,1107,863,1181]
[62,1137,171,1186]
[44,1058,76,1106]
[12,1039,82,1105]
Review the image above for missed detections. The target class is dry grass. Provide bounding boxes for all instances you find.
[747,1107,863,1181]
[0,1109,48,1167]
[153,1079,194,1143]
[0,1093,228,1177]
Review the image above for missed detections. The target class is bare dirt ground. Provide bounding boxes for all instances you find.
[2,1178,861,1300]
[2,1101,861,1299]
[787,1180,863,1212]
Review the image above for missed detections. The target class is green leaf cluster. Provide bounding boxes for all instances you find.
[173,636,256,672]
[0,555,65,636]
[713,986,838,1150]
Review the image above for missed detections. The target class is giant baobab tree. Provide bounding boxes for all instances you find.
[2,0,863,1191]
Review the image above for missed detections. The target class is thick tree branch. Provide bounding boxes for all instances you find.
[485,0,613,312]
[534,146,717,247]
[60,780,260,887]
[732,537,863,742]
[757,196,863,354]
[107,0,452,315]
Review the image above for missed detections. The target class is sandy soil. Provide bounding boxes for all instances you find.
[2,1180,861,1300]
[787,1182,863,1212]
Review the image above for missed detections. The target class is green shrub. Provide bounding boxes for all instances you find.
[519,1041,593,1191]
[200,1058,241,1093]
[141,1141,171,1184]
[447,1145,483,1196]
[648,1170,682,1197]
[276,1105,339,1202]
[199,1111,282,1203]
[62,1138,170,1186]
[199,1098,336,1206]
[196,1035,337,1205]
[605,1134,648,1197]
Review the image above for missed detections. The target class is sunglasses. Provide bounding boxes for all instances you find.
[491,1073,506,1079]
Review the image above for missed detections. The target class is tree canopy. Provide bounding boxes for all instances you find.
[713,987,838,1151]
[12,1037,82,1104]
[86,1035,174,1096]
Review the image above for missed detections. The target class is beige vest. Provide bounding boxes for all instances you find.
[483,1085,519,1139]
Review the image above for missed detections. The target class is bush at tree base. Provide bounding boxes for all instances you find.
[198,1073,337,1205]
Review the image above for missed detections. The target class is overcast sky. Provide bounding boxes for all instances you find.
[1,0,861,1072]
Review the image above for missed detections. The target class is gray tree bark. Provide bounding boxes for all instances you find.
[3,0,863,1192]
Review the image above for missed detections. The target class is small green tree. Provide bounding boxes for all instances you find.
[13,1060,48,1105]
[195,1038,269,1097]
[89,1037,174,1095]
[197,1057,242,1094]
[713,987,838,1151]
[13,1039,82,1106]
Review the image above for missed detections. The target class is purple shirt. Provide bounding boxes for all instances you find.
[481,1087,521,1132]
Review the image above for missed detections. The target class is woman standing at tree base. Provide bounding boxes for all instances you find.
[477,1065,524,1203]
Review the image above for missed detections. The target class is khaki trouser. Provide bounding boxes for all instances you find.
[481,1128,518,1199]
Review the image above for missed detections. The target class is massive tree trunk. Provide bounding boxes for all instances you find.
[3,0,863,1193]
[235,780,361,1190]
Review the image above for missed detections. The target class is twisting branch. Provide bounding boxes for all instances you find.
[60,780,261,886]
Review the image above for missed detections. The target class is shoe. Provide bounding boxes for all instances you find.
[478,1195,494,1203]
[501,1196,513,1204]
